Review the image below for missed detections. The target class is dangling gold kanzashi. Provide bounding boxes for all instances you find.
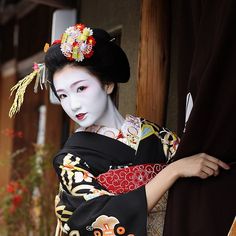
[9,63,46,118]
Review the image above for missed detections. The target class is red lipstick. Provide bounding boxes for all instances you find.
[76,113,87,121]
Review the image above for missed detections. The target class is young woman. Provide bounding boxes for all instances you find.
[12,23,230,236]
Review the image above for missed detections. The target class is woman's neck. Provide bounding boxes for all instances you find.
[94,96,124,129]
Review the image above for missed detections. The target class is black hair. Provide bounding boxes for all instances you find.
[44,28,130,99]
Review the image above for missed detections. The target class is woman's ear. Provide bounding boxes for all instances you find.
[104,83,115,95]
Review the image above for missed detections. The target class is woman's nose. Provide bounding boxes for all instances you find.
[70,95,81,111]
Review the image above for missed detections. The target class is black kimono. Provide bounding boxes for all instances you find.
[53,115,179,236]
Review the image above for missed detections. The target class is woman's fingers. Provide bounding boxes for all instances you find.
[204,159,219,171]
[201,166,215,176]
[216,159,230,170]
[205,155,230,170]
[213,169,220,176]
[198,171,209,179]
[200,165,219,177]
[203,159,221,176]
[197,154,230,178]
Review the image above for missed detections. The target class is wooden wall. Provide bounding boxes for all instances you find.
[137,0,170,126]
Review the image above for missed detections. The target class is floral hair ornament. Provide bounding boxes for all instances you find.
[9,63,47,118]
[60,23,96,62]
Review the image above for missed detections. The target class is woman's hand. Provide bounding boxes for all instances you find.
[170,153,230,179]
[145,153,230,211]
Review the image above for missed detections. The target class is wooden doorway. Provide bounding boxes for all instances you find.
[137,0,170,126]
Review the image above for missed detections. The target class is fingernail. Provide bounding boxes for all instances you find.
[226,165,230,170]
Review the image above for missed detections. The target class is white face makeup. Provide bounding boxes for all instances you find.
[53,65,111,128]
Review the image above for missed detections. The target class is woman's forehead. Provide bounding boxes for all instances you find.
[53,66,100,88]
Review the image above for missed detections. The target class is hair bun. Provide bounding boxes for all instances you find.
[45,23,130,86]
[92,28,111,43]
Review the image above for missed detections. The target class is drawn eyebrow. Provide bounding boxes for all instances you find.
[56,88,65,93]
[70,80,86,89]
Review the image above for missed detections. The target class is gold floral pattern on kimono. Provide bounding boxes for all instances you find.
[59,153,112,200]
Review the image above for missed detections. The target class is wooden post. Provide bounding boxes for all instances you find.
[0,60,16,200]
[137,0,170,125]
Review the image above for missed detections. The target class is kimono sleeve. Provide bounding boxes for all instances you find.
[157,126,180,162]
[53,152,148,236]
[140,119,180,163]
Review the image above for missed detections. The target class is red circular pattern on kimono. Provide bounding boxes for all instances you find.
[97,163,167,194]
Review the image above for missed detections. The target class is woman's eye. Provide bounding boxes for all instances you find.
[77,86,87,92]
[59,94,67,99]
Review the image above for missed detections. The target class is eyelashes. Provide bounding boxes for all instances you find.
[58,86,88,100]
[59,94,67,99]
[77,86,87,92]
